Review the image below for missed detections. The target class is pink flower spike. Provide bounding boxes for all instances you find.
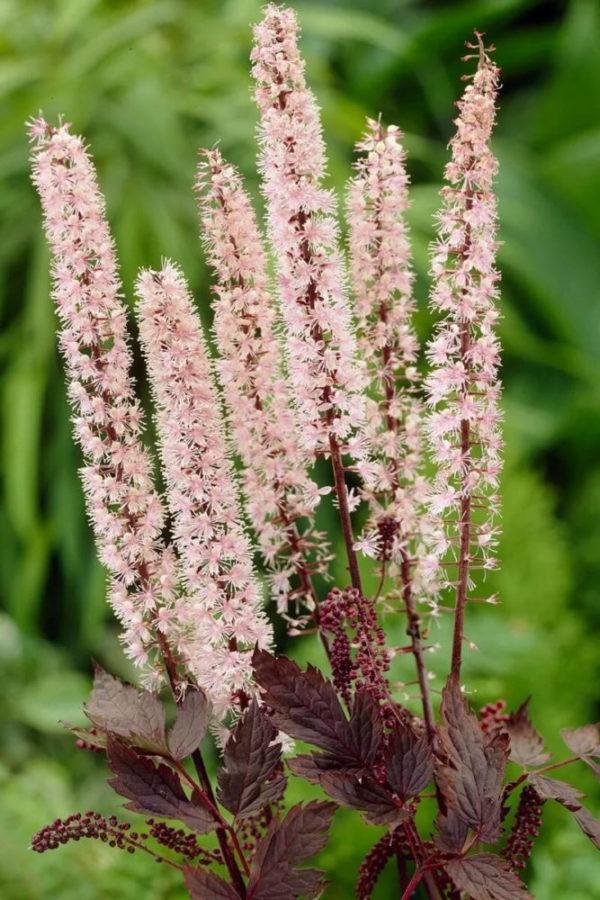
[347,118,440,595]
[196,148,330,627]
[251,4,367,456]
[136,261,273,717]
[29,118,175,674]
[425,36,502,673]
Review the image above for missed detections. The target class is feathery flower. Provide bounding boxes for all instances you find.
[196,148,330,625]
[28,118,175,671]
[347,119,439,592]
[424,36,502,668]
[136,262,273,718]
[251,4,366,455]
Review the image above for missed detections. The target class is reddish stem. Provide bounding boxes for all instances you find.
[329,431,362,593]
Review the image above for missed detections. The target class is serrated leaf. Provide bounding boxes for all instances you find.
[318,772,405,827]
[287,753,353,784]
[528,773,600,850]
[217,700,286,820]
[85,664,167,753]
[246,801,335,900]
[106,736,216,834]
[572,806,600,850]
[348,690,383,767]
[183,866,240,899]
[385,725,433,800]
[506,700,550,766]
[168,688,211,760]
[560,723,600,758]
[436,676,508,843]
[447,854,532,899]
[527,773,584,809]
[252,650,362,765]
[434,808,469,853]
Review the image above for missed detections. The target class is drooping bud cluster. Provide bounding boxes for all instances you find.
[146,819,219,863]
[32,812,142,855]
[28,119,176,670]
[136,262,272,718]
[320,587,391,713]
[503,785,545,871]
[196,148,330,624]
[425,37,502,600]
[356,832,401,899]
[251,4,366,454]
[347,119,441,601]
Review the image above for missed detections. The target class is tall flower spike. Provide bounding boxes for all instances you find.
[347,120,440,740]
[251,4,367,456]
[136,262,273,720]
[252,4,368,594]
[425,35,502,677]
[347,120,437,581]
[196,148,330,627]
[28,118,177,674]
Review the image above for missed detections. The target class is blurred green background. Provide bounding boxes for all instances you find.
[1,0,599,896]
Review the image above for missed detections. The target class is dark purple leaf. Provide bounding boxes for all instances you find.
[434,809,469,853]
[319,772,406,827]
[528,773,600,850]
[252,650,359,763]
[287,753,353,784]
[85,664,167,753]
[506,700,550,767]
[436,676,508,843]
[168,689,211,760]
[106,736,216,834]
[561,723,600,758]
[527,774,584,810]
[447,854,532,899]
[385,725,433,799]
[217,700,286,820]
[572,807,600,850]
[246,801,335,900]
[348,690,383,766]
[183,866,240,899]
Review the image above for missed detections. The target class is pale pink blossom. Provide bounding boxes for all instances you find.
[136,261,273,717]
[28,117,175,670]
[196,148,330,626]
[251,4,366,456]
[347,119,440,598]
[425,39,502,597]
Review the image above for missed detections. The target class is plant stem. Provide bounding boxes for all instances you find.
[450,189,474,681]
[155,631,248,896]
[505,755,580,795]
[400,549,435,744]
[329,431,362,593]
[400,866,426,900]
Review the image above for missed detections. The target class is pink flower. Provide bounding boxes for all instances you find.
[425,38,502,600]
[28,118,174,672]
[251,4,366,456]
[136,261,273,717]
[196,148,330,626]
[347,119,440,593]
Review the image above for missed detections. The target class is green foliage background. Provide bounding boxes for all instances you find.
[1,0,599,896]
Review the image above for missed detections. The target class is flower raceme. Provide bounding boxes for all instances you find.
[424,36,502,674]
[28,118,177,674]
[195,148,330,628]
[136,262,273,719]
[251,4,367,457]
